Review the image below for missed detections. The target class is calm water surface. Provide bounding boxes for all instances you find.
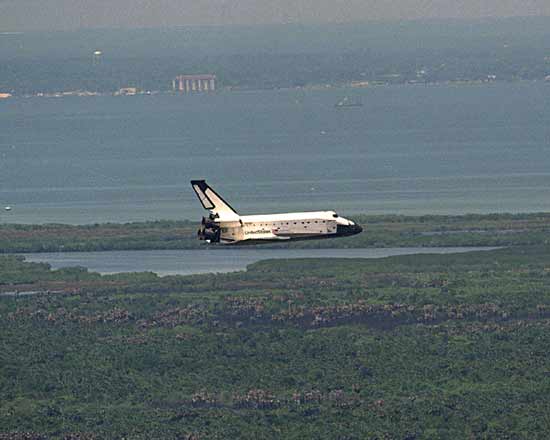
[23,247,498,276]
[1,83,549,224]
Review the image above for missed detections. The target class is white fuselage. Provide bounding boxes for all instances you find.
[215,211,360,244]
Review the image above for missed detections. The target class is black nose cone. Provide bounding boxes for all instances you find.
[336,223,363,236]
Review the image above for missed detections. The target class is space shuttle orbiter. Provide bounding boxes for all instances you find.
[191,180,362,244]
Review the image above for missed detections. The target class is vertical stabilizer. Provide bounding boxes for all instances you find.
[190,180,239,218]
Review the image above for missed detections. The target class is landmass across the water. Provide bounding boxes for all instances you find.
[1,17,550,96]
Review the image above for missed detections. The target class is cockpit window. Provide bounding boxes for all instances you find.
[333,214,339,218]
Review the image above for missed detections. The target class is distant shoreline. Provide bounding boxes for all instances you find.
[2,78,548,100]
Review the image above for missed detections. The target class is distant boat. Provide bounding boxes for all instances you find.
[335,97,363,108]
[4,206,12,211]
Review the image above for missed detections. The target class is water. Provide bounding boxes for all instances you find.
[1,82,549,224]
[22,247,497,276]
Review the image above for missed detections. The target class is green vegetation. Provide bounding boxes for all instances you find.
[1,245,550,439]
[0,220,198,253]
[2,213,550,253]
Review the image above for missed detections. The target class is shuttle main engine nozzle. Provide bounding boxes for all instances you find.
[197,217,221,243]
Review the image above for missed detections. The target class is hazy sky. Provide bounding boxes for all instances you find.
[1,0,550,31]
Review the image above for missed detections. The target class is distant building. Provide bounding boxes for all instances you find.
[115,87,139,96]
[173,74,216,93]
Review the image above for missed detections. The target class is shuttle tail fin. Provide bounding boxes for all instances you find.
[190,180,239,217]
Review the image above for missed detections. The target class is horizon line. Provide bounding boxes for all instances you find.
[2,14,550,34]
